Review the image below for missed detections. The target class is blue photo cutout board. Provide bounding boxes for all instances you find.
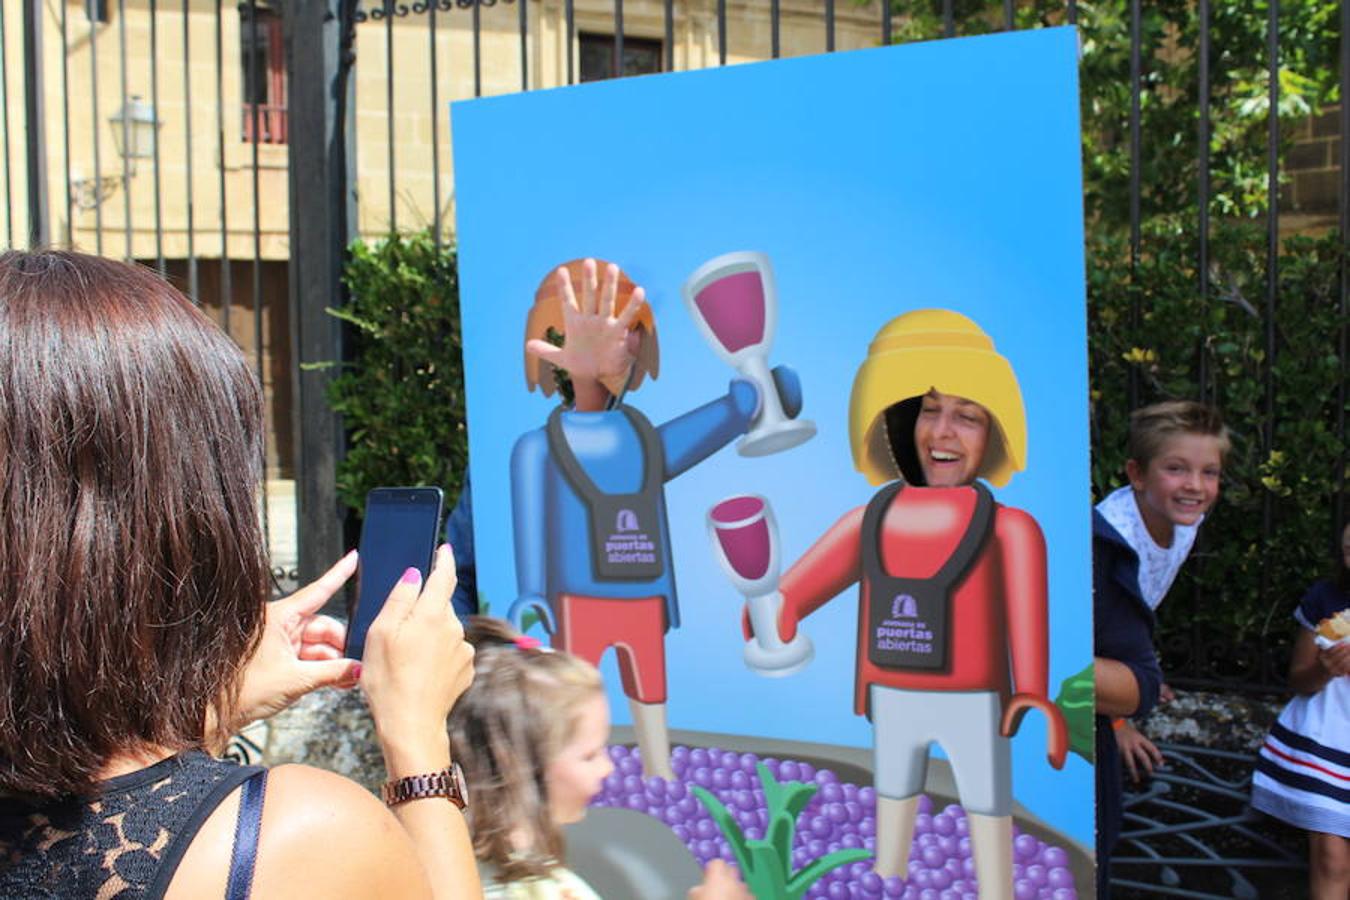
[453,25,1094,870]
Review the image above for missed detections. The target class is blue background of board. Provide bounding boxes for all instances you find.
[452,27,1093,846]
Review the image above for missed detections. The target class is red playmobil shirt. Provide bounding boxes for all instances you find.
[777,485,1050,717]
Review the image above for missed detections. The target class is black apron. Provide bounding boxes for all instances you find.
[547,406,666,582]
[859,481,994,672]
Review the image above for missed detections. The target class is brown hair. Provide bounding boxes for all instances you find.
[1127,400,1231,469]
[0,250,269,798]
[522,258,659,398]
[449,617,604,882]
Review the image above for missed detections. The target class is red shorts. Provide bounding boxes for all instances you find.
[554,594,667,704]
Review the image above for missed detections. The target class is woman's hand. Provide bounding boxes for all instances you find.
[687,860,752,900]
[1116,719,1164,784]
[360,544,475,776]
[211,552,362,748]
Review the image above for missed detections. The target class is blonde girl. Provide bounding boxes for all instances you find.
[450,617,746,898]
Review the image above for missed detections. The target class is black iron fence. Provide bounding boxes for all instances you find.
[0,0,1345,679]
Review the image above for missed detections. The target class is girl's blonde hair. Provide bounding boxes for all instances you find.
[449,616,604,882]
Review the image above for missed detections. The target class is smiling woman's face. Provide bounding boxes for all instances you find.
[912,389,991,487]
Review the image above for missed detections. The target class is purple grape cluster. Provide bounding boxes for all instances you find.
[589,744,1078,900]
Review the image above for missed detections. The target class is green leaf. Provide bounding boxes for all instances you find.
[785,848,872,899]
[690,786,754,876]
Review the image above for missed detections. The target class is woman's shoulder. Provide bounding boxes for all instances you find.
[166,763,429,900]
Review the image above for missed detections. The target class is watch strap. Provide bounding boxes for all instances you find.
[381,764,467,809]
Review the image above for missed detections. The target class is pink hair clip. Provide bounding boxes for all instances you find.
[514,635,542,651]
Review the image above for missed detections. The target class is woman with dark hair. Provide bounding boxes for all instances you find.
[0,250,478,898]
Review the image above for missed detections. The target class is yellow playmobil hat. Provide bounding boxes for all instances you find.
[848,309,1027,487]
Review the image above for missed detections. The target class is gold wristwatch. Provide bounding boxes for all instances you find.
[381,762,468,810]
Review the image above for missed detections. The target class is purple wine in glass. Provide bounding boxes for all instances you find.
[707,494,814,677]
[683,251,816,457]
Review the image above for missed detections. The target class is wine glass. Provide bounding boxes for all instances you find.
[683,251,816,457]
[707,494,814,677]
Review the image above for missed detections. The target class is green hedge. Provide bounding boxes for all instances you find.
[326,231,467,513]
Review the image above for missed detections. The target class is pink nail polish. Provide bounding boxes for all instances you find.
[400,567,421,584]
[351,663,363,681]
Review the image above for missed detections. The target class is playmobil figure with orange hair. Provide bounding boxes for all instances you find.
[745,309,1067,899]
[510,258,802,779]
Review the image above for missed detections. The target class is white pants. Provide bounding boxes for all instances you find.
[871,685,1012,817]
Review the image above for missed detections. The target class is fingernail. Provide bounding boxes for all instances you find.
[345,549,358,562]
[351,662,362,681]
[400,567,421,584]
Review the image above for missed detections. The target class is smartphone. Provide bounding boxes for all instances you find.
[345,486,445,660]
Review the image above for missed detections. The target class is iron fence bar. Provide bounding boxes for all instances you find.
[1004,0,1013,31]
[565,0,574,84]
[248,0,271,554]
[1260,0,1278,658]
[717,0,725,65]
[89,4,102,254]
[430,0,441,247]
[771,0,779,57]
[60,0,71,247]
[1067,0,1075,26]
[472,0,481,96]
[1128,0,1141,410]
[183,0,197,299]
[942,0,953,40]
[149,0,164,273]
[1339,0,1349,540]
[288,0,357,598]
[614,0,622,79]
[386,0,396,228]
[663,0,672,71]
[216,0,231,333]
[881,0,889,46]
[22,0,48,248]
[1197,0,1210,404]
[518,0,526,88]
[2,1,14,247]
[825,0,834,52]
[1192,0,1211,664]
[118,0,131,258]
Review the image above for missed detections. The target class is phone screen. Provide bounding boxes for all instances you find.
[345,486,445,660]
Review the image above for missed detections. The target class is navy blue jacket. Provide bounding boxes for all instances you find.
[1093,510,1164,896]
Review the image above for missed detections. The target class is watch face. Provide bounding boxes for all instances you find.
[451,761,469,808]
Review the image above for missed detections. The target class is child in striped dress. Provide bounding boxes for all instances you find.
[1251,523,1350,899]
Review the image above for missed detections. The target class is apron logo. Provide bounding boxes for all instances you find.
[891,593,918,618]
[615,508,641,532]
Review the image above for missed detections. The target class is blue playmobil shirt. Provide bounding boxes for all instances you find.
[509,380,760,628]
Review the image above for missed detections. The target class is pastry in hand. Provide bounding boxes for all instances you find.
[1315,609,1350,643]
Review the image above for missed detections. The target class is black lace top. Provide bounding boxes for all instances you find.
[0,751,263,899]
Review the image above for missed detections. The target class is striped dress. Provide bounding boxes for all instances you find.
[1250,579,1350,837]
